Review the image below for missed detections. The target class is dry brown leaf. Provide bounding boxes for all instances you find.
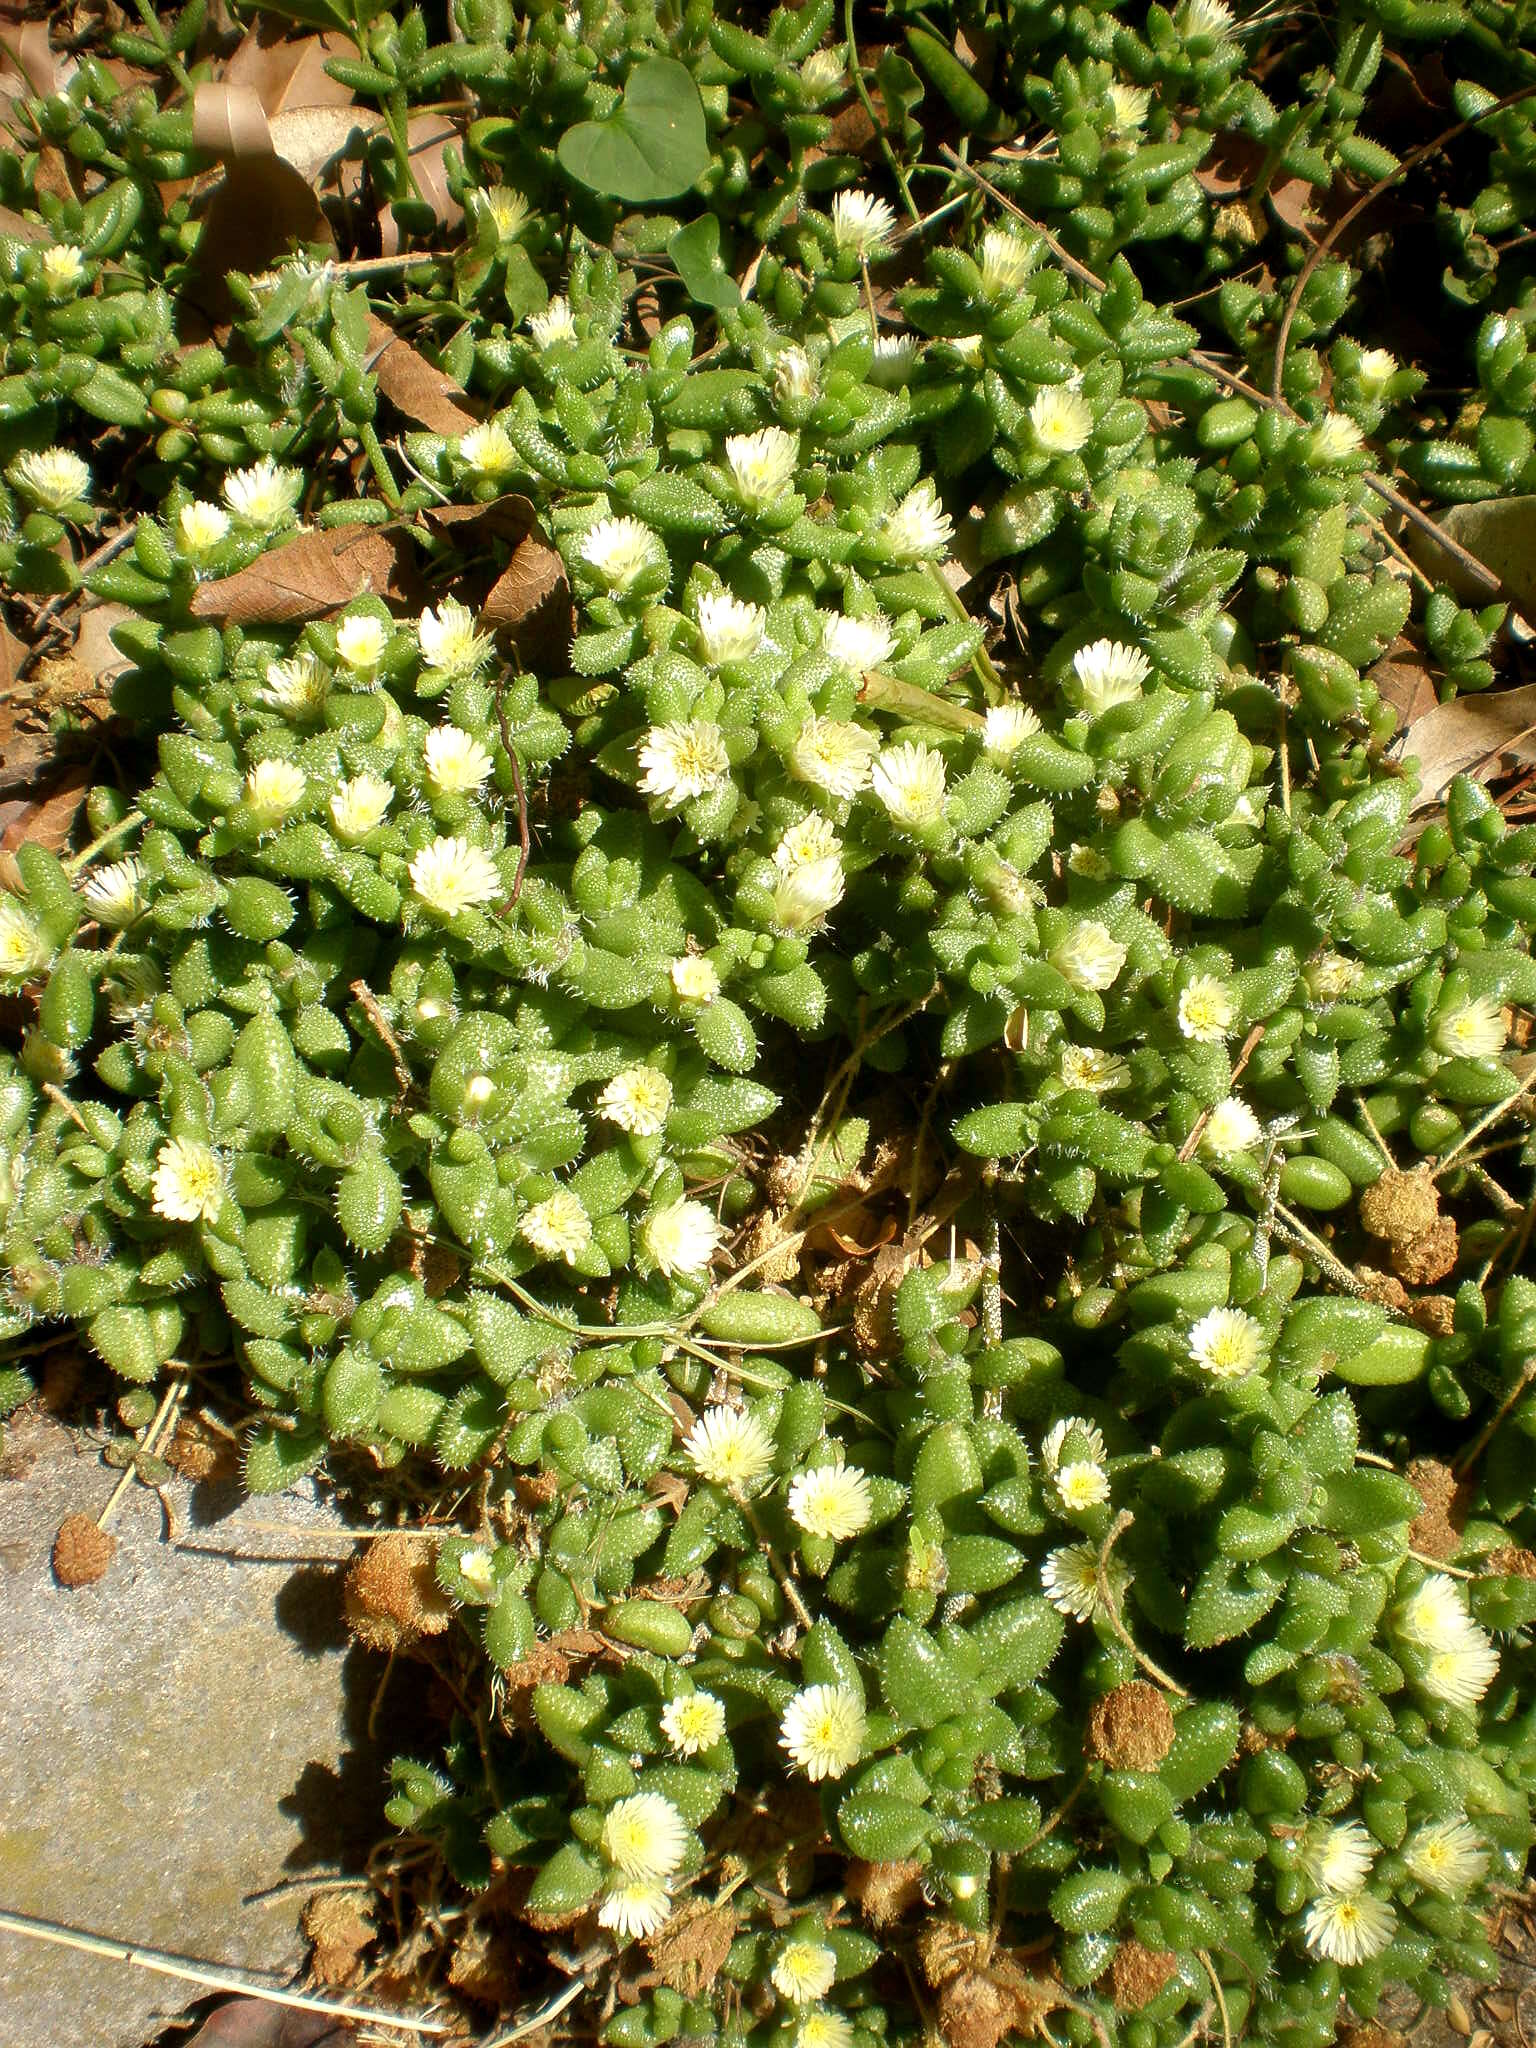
[355,112,464,255]
[1371,642,1439,731]
[1400,681,1536,810]
[184,82,335,327]
[366,311,478,435]
[0,767,91,855]
[484,532,572,669]
[190,525,418,625]
[224,22,356,117]
[423,492,538,545]
[186,1999,346,2048]
[268,103,384,187]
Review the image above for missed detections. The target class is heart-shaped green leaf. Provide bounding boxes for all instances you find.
[668,214,741,308]
[557,57,711,203]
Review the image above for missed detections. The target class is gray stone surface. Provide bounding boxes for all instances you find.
[0,1405,382,2048]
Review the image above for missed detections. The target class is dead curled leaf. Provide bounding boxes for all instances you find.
[1399,680,1536,810]
[190,525,421,625]
[483,533,573,669]
[185,1999,347,2048]
[365,311,479,436]
[224,21,357,118]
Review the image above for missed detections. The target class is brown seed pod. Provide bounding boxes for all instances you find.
[51,1511,114,1588]
[1085,1681,1177,1770]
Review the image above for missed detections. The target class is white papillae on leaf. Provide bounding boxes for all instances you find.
[601,1792,688,1881]
[641,1198,723,1279]
[685,1406,775,1489]
[1188,1306,1266,1378]
[597,1065,672,1136]
[790,715,880,797]
[637,721,731,805]
[151,1138,224,1223]
[780,1684,866,1780]
[788,1459,874,1540]
[519,1189,592,1264]
[409,835,502,915]
[1302,1890,1396,1965]
[331,773,394,842]
[660,1692,727,1758]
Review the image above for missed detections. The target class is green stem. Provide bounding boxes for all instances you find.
[357,422,403,509]
[129,0,194,94]
[64,810,145,876]
[844,0,921,226]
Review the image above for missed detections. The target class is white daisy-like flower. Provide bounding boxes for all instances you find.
[684,1405,776,1490]
[978,227,1040,295]
[458,422,518,479]
[261,653,329,717]
[1055,1459,1111,1514]
[869,335,918,388]
[520,1188,593,1264]
[881,480,953,563]
[528,295,578,349]
[660,1691,727,1758]
[670,954,721,1005]
[1305,951,1360,1002]
[243,757,307,825]
[800,45,846,95]
[598,1879,672,1943]
[223,459,302,529]
[177,500,230,555]
[581,515,660,593]
[409,834,503,915]
[983,704,1042,759]
[475,186,531,240]
[774,345,817,403]
[10,446,91,511]
[1309,413,1366,465]
[1403,1819,1488,1894]
[1301,1890,1396,1966]
[871,741,947,830]
[81,857,145,929]
[151,1137,225,1223]
[772,1943,839,2005]
[1059,1044,1130,1092]
[1432,995,1505,1059]
[831,189,897,260]
[1421,1630,1499,1709]
[601,1792,688,1882]
[1302,1820,1376,1896]
[39,243,86,295]
[330,772,394,843]
[0,897,48,978]
[1042,1541,1129,1622]
[1178,975,1237,1043]
[788,1459,874,1541]
[334,613,388,671]
[637,721,730,806]
[696,590,766,666]
[1199,1095,1263,1158]
[790,715,880,798]
[642,1198,724,1280]
[774,815,841,871]
[1049,920,1127,992]
[418,597,491,674]
[597,1065,672,1136]
[798,2012,855,2048]
[1356,347,1398,395]
[780,1684,866,1781]
[456,1546,497,1600]
[1029,385,1094,454]
[725,427,800,511]
[1396,1574,1477,1653]
[1188,1306,1266,1379]
[1108,82,1152,132]
[424,724,495,797]
[1177,0,1235,40]
[1041,1416,1106,1472]
[822,612,896,674]
[773,854,845,933]
[1071,638,1152,716]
